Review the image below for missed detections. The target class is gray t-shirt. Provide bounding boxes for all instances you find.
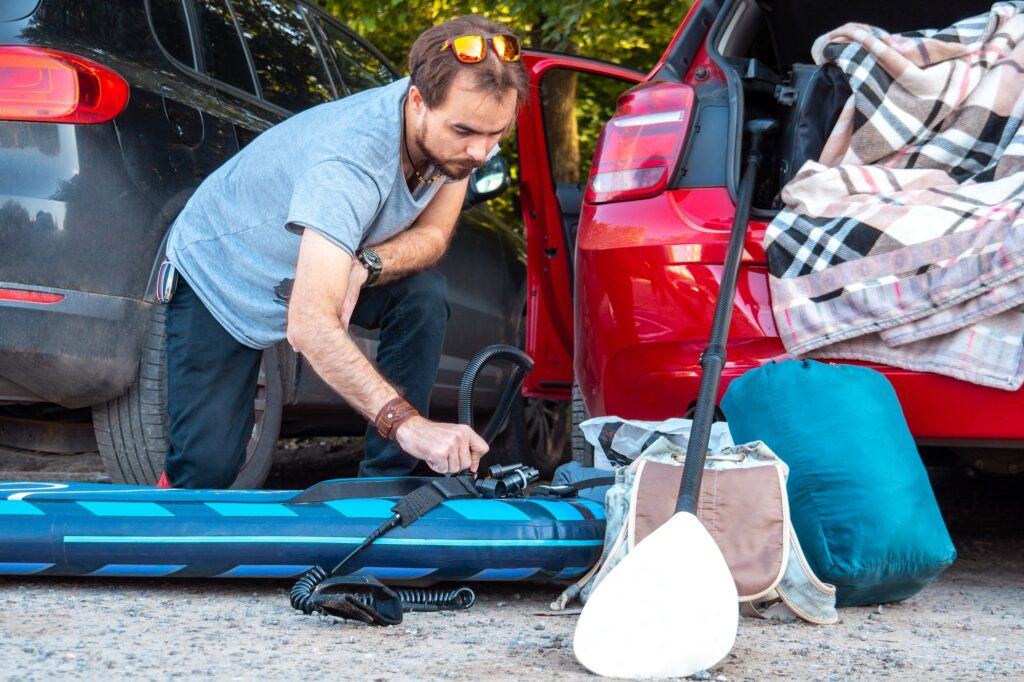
[166,77,443,349]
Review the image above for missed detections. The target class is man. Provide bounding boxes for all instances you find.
[159,15,529,488]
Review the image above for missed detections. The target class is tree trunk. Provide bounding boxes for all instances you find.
[541,69,581,184]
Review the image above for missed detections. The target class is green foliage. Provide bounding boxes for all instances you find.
[313,1,690,227]
[316,1,687,70]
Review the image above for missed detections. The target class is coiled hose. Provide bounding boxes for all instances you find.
[291,567,475,617]
[395,586,476,612]
[291,564,330,615]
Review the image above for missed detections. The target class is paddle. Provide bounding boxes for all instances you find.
[573,119,779,679]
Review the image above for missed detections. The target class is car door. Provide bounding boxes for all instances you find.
[516,52,644,399]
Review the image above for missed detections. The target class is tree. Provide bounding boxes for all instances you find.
[314,1,688,219]
[315,1,684,70]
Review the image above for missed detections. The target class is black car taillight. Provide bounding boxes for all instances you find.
[0,45,129,123]
[586,81,694,204]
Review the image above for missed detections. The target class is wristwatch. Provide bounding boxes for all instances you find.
[356,247,382,287]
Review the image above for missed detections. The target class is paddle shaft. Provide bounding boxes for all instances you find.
[677,121,777,515]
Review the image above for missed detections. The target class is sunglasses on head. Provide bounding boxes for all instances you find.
[439,33,521,64]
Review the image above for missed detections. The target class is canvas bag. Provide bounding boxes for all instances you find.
[553,429,837,625]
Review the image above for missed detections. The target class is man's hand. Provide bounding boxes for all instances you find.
[340,261,369,328]
[394,416,490,475]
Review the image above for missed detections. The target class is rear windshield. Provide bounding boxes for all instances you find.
[1,0,40,22]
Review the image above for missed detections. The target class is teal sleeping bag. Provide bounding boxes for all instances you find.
[721,360,956,607]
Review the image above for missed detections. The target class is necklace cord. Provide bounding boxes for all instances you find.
[403,128,441,185]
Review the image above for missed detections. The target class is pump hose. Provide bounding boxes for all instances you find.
[291,345,533,621]
[457,344,535,443]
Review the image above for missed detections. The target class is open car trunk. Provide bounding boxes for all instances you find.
[707,0,998,211]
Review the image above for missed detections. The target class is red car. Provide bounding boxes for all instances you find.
[518,0,1020,469]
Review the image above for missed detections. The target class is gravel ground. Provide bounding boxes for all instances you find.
[0,445,1021,681]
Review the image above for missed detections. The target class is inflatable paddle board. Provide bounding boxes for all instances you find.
[0,478,605,581]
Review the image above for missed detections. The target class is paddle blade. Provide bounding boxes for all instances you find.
[573,512,738,679]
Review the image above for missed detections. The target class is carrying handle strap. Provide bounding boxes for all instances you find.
[391,476,479,527]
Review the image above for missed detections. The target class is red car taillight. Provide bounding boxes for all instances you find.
[0,287,63,304]
[0,45,129,123]
[586,81,694,204]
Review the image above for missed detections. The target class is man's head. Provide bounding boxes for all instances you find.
[406,15,528,180]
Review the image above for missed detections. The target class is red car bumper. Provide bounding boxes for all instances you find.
[575,187,1024,442]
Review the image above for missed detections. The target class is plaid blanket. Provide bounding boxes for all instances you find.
[765,2,1024,390]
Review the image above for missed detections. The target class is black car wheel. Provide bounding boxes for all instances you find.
[93,304,281,488]
[571,382,595,467]
[487,394,570,478]
[523,397,571,474]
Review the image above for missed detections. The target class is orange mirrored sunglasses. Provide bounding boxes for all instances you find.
[439,33,521,63]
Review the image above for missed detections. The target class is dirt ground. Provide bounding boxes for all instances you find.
[0,442,1021,681]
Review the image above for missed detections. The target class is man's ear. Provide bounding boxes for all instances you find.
[408,85,425,115]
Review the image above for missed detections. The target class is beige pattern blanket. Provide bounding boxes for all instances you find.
[766,2,1024,390]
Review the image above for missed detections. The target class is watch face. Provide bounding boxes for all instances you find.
[362,248,382,269]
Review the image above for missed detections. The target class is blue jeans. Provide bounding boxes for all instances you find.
[164,270,449,488]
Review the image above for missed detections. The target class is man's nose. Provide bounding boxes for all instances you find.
[466,140,489,164]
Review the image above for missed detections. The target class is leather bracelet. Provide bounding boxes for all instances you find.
[374,397,419,442]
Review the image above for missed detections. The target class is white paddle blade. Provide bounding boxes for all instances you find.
[573,511,738,679]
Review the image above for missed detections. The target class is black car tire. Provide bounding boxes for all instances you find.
[93,304,282,488]
[571,382,595,467]
[93,304,168,485]
[523,396,571,476]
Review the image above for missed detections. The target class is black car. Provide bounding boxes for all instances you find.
[0,0,554,487]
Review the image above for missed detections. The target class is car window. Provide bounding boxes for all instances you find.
[229,0,334,111]
[312,16,393,94]
[191,0,257,94]
[539,69,634,184]
[148,0,195,68]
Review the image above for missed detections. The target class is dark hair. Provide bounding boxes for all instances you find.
[408,15,529,111]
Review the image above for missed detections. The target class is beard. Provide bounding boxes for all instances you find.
[414,121,481,181]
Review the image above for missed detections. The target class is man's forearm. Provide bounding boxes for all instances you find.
[296,317,399,421]
[371,223,449,284]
